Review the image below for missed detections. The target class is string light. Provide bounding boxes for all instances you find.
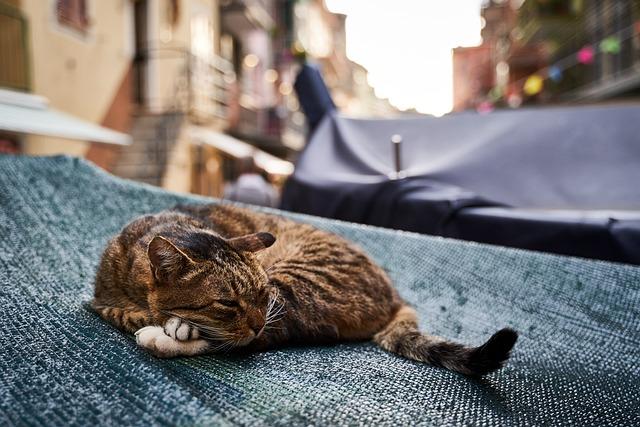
[577,45,595,64]
[523,74,544,96]
[507,93,522,108]
[489,86,504,102]
[483,22,636,106]
[476,101,494,114]
[600,36,621,54]
[548,65,563,82]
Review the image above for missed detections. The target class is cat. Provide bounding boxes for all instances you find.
[92,204,517,376]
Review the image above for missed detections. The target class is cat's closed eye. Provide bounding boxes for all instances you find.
[216,299,239,308]
[170,303,211,311]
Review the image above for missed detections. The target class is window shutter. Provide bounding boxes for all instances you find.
[56,0,89,32]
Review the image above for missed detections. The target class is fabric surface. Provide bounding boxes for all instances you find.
[1,155,639,426]
[281,106,640,264]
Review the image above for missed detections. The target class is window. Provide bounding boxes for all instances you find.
[0,135,20,155]
[56,0,89,33]
[535,0,580,17]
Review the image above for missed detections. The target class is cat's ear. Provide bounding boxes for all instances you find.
[227,232,276,253]
[147,236,195,283]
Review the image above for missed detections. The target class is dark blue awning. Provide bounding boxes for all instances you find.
[282,104,640,264]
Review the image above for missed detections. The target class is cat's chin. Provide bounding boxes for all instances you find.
[234,334,257,347]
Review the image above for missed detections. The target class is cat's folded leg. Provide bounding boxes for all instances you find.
[163,317,200,341]
[135,326,209,358]
[92,304,152,334]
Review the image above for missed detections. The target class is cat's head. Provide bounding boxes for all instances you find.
[145,230,276,347]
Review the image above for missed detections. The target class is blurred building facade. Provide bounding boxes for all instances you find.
[1,0,136,157]
[292,0,396,117]
[452,45,494,111]
[453,0,640,111]
[0,0,392,197]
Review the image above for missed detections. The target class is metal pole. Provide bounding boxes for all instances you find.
[391,134,403,179]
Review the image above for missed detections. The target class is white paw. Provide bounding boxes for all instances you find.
[135,326,208,358]
[163,317,199,341]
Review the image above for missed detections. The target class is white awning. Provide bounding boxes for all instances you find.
[189,126,294,176]
[0,89,131,145]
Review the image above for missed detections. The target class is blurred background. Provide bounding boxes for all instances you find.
[1,0,640,263]
[2,0,639,194]
[1,0,400,194]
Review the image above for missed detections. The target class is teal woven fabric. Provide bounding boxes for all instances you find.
[1,156,639,426]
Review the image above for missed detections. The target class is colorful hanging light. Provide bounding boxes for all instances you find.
[577,45,595,64]
[476,101,494,114]
[507,93,522,109]
[489,86,504,102]
[523,74,544,96]
[600,36,621,54]
[548,65,563,82]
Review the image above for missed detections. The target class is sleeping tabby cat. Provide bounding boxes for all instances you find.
[92,204,517,376]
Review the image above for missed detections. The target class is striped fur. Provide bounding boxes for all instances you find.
[92,204,517,375]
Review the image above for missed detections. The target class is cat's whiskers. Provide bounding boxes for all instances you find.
[266,293,277,314]
[197,330,231,341]
[265,300,286,325]
[266,309,285,322]
[159,309,234,341]
[264,294,275,318]
[209,340,235,353]
[265,314,284,326]
[190,323,234,339]
[157,311,240,352]
[265,318,285,328]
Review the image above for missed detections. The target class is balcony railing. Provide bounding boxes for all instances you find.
[549,24,640,100]
[134,47,236,125]
[0,2,30,91]
[517,0,640,100]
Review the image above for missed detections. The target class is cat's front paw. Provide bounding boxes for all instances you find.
[135,326,208,358]
[163,317,199,341]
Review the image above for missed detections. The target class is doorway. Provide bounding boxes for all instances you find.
[133,0,148,106]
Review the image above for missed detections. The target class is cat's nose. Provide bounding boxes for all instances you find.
[248,320,265,337]
[247,311,265,336]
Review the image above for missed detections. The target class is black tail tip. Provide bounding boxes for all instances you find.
[469,328,518,376]
[490,328,519,351]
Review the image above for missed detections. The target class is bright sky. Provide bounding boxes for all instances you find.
[325,0,484,116]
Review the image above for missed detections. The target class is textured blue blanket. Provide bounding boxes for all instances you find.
[0,156,638,426]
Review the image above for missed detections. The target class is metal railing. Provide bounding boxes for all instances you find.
[134,46,236,125]
[518,0,640,100]
[551,23,640,100]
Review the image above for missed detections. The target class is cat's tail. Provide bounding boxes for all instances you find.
[374,306,517,376]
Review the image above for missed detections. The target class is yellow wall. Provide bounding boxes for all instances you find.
[152,0,223,193]
[19,0,134,156]
[147,0,220,113]
[162,123,193,193]
[18,0,221,158]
